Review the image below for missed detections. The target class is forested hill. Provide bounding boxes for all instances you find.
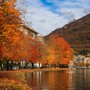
[45,14,90,52]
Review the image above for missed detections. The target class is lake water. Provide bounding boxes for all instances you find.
[25,69,90,90]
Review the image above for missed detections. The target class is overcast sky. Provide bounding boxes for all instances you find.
[21,0,90,36]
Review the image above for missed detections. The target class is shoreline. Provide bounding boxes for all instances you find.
[0,68,70,73]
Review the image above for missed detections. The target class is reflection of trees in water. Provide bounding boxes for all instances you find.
[25,71,77,90]
[25,72,42,90]
[25,69,90,90]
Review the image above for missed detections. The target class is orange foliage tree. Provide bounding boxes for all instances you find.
[43,34,73,67]
[0,0,23,70]
[28,39,42,68]
[0,0,44,70]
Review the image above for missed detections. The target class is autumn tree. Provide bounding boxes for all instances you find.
[28,39,42,68]
[44,34,73,68]
[0,0,23,70]
[20,35,34,69]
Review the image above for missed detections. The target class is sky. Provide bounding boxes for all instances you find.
[20,0,90,36]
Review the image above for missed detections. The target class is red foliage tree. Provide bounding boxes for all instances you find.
[28,39,42,68]
[44,34,73,67]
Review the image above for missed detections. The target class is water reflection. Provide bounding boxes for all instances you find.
[25,69,90,90]
[75,69,90,90]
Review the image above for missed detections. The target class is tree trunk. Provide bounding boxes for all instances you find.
[39,62,41,68]
[31,62,34,69]
[0,61,3,70]
[25,62,28,69]
[18,62,21,69]
[21,61,23,68]
[54,64,56,68]
[44,64,46,68]
[51,64,53,68]
[7,60,9,70]
[10,61,13,70]
[59,64,61,68]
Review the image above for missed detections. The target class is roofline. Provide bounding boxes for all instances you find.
[23,25,39,34]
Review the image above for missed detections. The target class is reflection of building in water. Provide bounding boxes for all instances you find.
[68,69,76,90]
[75,69,90,90]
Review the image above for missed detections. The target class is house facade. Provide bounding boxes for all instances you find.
[19,25,38,39]
[74,55,90,68]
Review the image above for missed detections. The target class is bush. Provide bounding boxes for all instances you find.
[0,78,31,90]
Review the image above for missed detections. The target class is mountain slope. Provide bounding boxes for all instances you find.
[45,14,90,52]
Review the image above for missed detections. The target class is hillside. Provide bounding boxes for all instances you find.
[45,14,90,52]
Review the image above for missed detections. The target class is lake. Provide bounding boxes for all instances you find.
[25,69,90,90]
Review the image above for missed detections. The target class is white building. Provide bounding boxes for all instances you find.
[19,25,39,39]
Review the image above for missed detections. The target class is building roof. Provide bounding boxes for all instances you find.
[23,25,39,34]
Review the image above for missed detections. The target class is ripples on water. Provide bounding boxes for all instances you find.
[25,69,90,90]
